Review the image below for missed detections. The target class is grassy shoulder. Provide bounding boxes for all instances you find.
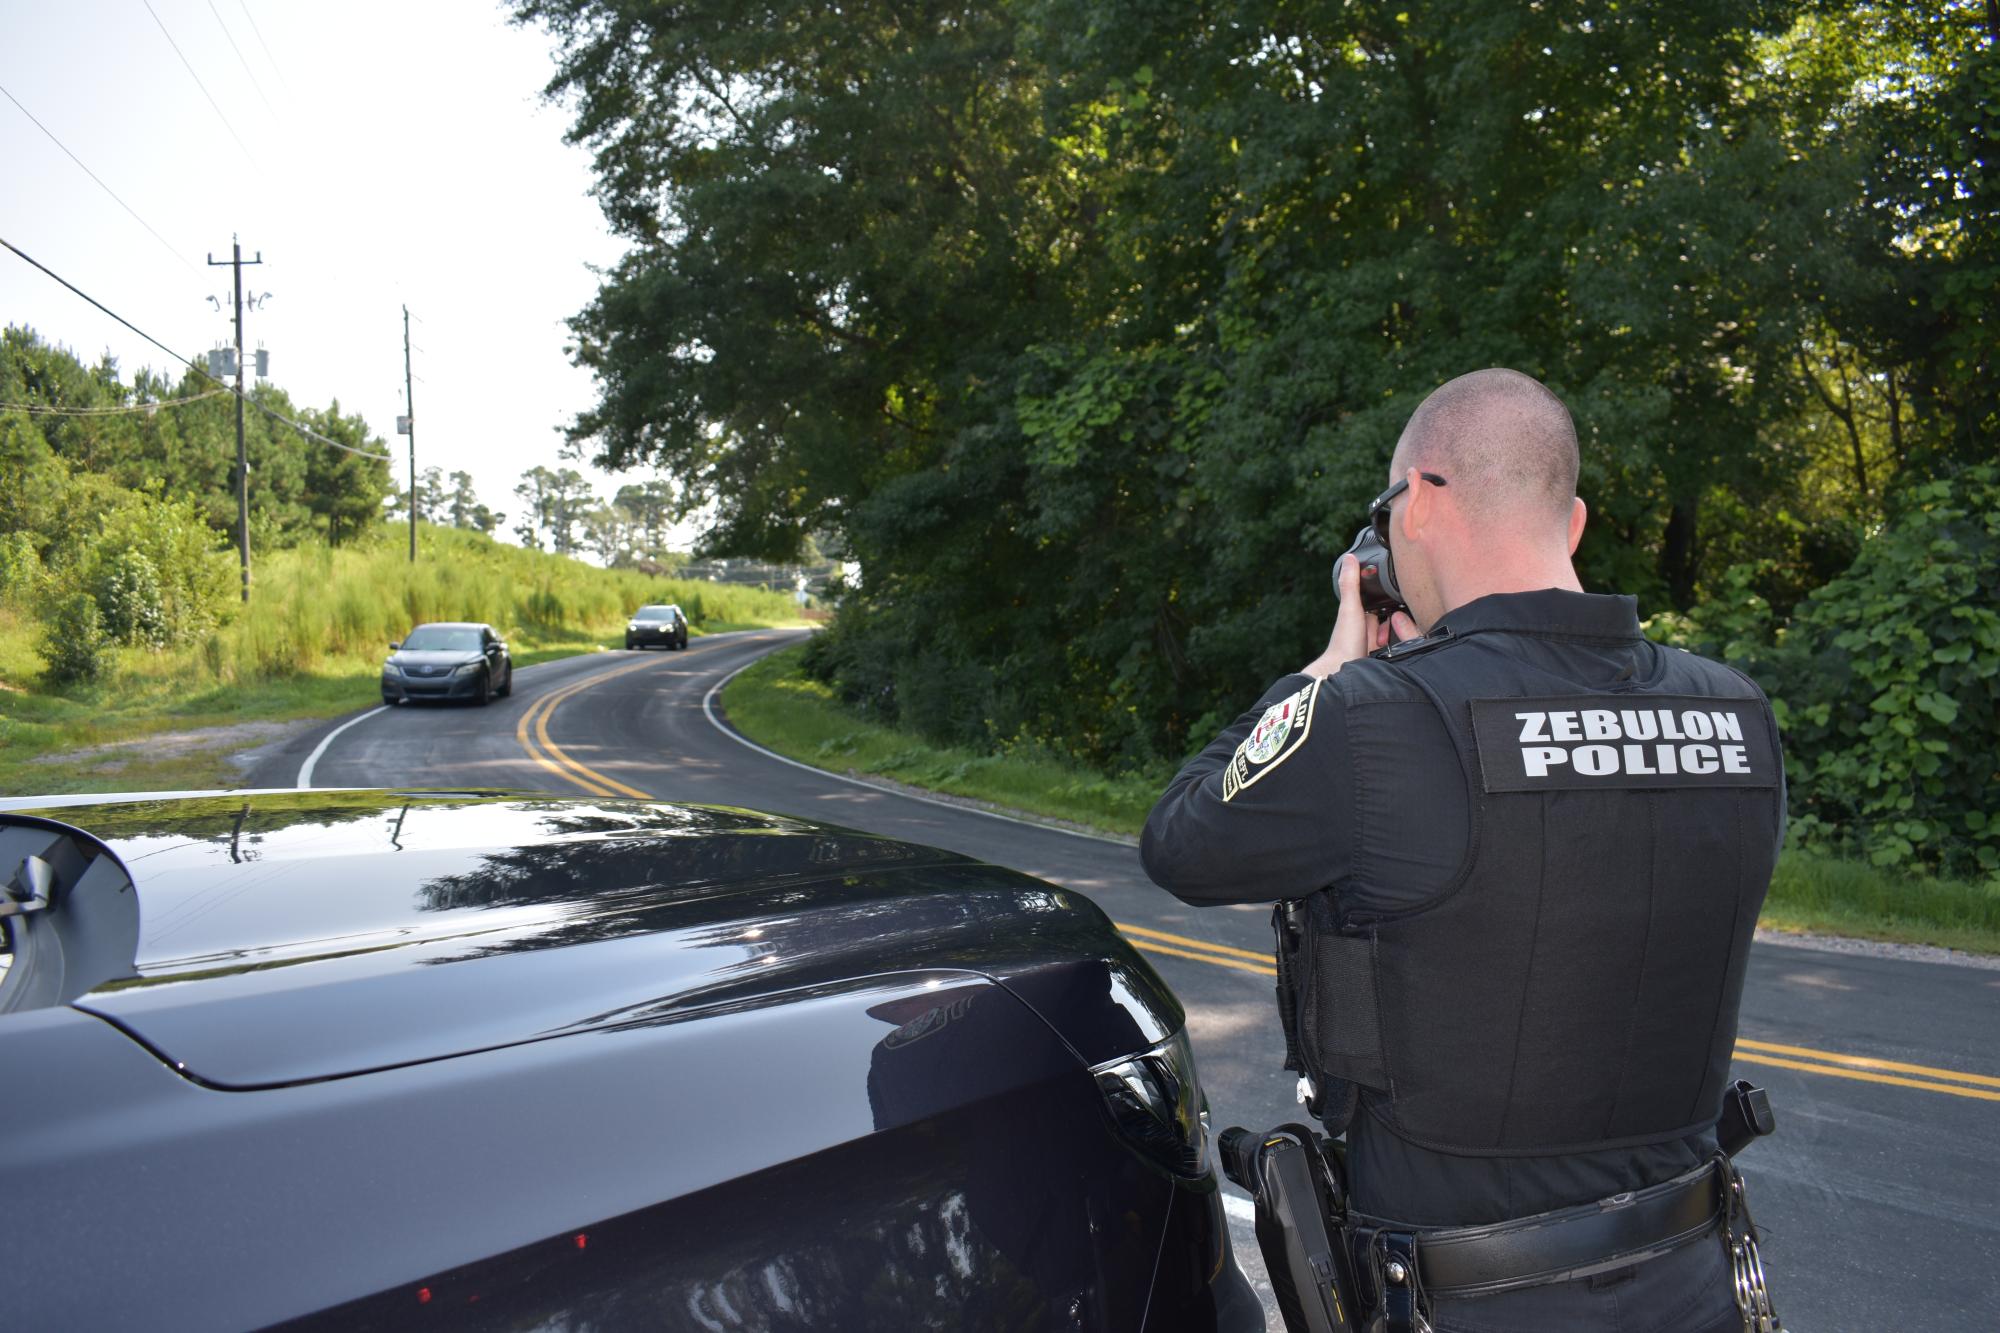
[720,643,1165,838]
[0,524,809,797]
[1760,856,2000,956]
[724,644,2000,955]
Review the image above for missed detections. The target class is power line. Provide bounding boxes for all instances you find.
[0,233,393,461]
[205,0,277,116]
[235,0,288,91]
[0,81,203,278]
[0,387,231,416]
[140,0,260,171]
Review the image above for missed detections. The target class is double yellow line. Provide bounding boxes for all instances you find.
[1732,1038,2000,1103]
[1118,921,1278,977]
[1113,923,2000,1103]
[514,656,660,801]
[514,659,1998,1108]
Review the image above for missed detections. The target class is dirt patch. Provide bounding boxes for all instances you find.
[31,720,316,776]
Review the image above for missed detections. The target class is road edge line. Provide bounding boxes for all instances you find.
[296,707,388,789]
[699,649,1135,849]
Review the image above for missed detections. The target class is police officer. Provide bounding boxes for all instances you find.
[1142,368,1784,1332]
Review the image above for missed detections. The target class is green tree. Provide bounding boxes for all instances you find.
[612,480,678,559]
[520,0,1997,841]
[1,327,391,550]
[297,399,395,544]
[512,465,557,549]
[544,468,597,556]
[446,470,506,534]
[584,502,638,566]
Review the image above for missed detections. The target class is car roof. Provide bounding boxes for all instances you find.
[407,621,491,630]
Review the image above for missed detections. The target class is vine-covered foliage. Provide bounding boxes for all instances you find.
[521,0,1996,866]
[1666,466,1999,878]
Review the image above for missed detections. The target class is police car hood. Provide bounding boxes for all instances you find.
[18,790,1175,1087]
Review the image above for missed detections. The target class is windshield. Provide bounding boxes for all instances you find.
[401,627,483,653]
[634,606,679,622]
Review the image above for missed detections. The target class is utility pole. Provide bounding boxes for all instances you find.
[402,305,416,563]
[208,237,263,602]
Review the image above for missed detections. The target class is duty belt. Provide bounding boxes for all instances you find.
[1351,1156,1726,1302]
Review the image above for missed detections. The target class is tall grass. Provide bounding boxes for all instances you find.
[1763,853,2000,954]
[0,523,808,795]
[193,523,802,685]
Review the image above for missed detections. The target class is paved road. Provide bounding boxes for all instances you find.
[249,630,2000,1331]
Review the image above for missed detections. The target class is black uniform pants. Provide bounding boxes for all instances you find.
[1423,1232,1739,1333]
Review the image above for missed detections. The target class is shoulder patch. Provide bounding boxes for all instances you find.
[1470,694,1779,792]
[1223,679,1322,801]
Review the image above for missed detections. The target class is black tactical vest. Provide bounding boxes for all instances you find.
[1288,605,1785,1174]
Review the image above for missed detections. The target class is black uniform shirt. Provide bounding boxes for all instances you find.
[1141,589,1785,1224]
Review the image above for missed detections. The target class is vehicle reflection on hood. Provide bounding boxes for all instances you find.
[43,790,1179,1090]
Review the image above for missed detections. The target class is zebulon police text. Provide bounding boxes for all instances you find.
[1468,695,1776,794]
[1513,707,1751,778]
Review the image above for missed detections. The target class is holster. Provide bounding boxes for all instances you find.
[1220,1124,1362,1333]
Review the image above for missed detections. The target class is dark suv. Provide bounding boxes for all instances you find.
[625,604,689,650]
[0,790,1260,1331]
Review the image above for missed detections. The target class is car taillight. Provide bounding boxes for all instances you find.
[1092,1028,1209,1177]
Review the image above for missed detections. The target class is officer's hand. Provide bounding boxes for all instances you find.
[1372,607,1420,652]
[1303,555,1417,678]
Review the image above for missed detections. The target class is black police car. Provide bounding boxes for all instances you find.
[0,790,1260,1331]
[382,622,514,705]
[625,604,689,650]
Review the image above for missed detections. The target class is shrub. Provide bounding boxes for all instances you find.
[124,492,228,643]
[64,488,230,648]
[96,549,169,647]
[1767,465,2000,879]
[40,590,105,684]
[1664,466,2000,879]
[0,531,42,606]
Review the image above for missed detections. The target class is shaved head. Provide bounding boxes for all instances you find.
[1390,368,1579,528]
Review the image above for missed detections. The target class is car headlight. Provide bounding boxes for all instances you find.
[453,660,482,675]
[381,662,402,675]
[627,621,641,630]
[1092,1028,1208,1177]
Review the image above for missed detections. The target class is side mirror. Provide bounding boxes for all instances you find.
[389,641,401,651]
[494,642,508,653]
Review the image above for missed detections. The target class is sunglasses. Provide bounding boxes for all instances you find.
[1368,471,1448,550]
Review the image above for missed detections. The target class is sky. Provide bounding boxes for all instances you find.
[0,0,671,541]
